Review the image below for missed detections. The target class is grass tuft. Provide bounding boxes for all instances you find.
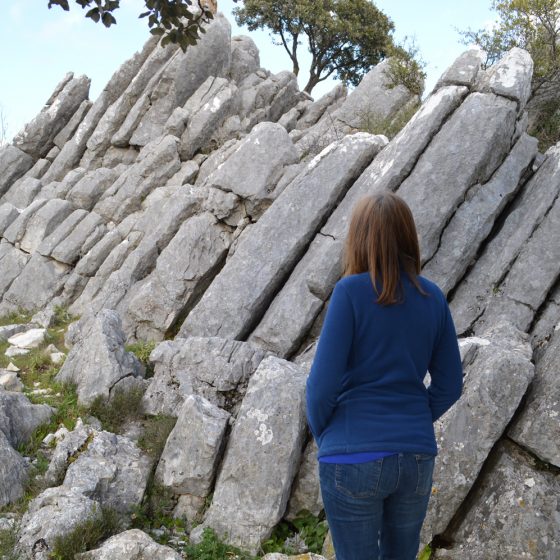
[126,341,157,378]
[88,386,145,434]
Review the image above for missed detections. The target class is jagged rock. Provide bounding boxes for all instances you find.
[0,203,20,235]
[62,430,152,514]
[451,143,560,335]
[166,160,199,185]
[75,529,183,559]
[7,328,46,349]
[53,99,92,149]
[0,371,23,391]
[398,92,518,264]
[435,48,484,89]
[202,121,299,218]
[16,486,102,559]
[155,394,229,497]
[55,310,143,405]
[191,356,308,553]
[181,133,385,341]
[141,336,269,416]
[230,35,260,83]
[286,439,323,520]
[3,198,47,246]
[1,177,42,208]
[250,85,467,357]
[476,47,533,111]
[434,441,560,560]
[0,324,28,342]
[421,323,534,542]
[178,76,238,160]
[0,429,27,507]
[14,73,91,159]
[0,145,34,198]
[509,325,560,467]
[423,132,538,294]
[0,387,54,448]
[66,167,119,211]
[297,84,346,130]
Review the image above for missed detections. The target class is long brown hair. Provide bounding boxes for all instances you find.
[342,192,426,305]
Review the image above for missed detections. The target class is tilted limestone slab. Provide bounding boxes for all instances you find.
[42,37,158,183]
[1,177,42,208]
[13,73,91,159]
[434,48,484,89]
[66,167,120,211]
[250,86,467,357]
[3,199,48,246]
[0,429,27,508]
[0,241,30,299]
[398,92,518,264]
[0,145,34,198]
[509,325,560,467]
[75,529,183,560]
[530,282,560,356]
[53,99,92,149]
[155,394,230,496]
[55,310,143,406]
[421,323,534,542]
[179,133,385,341]
[423,132,538,295]
[433,441,560,560]
[450,143,560,335]
[229,35,260,84]
[191,356,308,553]
[0,203,20,236]
[141,336,269,416]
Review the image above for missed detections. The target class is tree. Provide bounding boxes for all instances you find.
[47,0,217,51]
[233,0,412,94]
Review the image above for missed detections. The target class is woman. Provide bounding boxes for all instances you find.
[306,192,463,560]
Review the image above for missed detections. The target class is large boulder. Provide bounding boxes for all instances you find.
[0,429,28,507]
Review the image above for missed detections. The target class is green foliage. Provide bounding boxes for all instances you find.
[528,97,560,150]
[126,340,156,377]
[88,385,145,433]
[261,510,328,555]
[47,0,215,51]
[0,309,33,327]
[419,544,433,560]
[387,37,426,96]
[356,101,420,140]
[183,527,257,560]
[234,0,422,94]
[137,414,177,460]
[49,504,122,559]
[0,524,19,560]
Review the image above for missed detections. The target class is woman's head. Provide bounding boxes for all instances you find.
[342,192,424,304]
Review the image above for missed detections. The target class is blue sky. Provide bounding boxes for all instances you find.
[0,0,494,141]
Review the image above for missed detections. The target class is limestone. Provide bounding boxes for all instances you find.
[0,324,28,341]
[0,371,23,391]
[124,212,234,341]
[397,92,518,264]
[7,328,46,349]
[14,73,91,159]
[423,133,538,295]
[450,143,560,335]
[16,487,102,559]
[180,133,385,341]
[509,326,560,467]
[435,48,484,89]
[202,121,300,218]
[155,394,230,496]
[93,135,181,222]
[0,388,54,449]
[434,441,560,560]
[421,323,534,542]
[0,145,34,198]
[66,167,119,210]
[476,47,533,111]
[286,439,323,520]
[297,84,346,129]
[3,198,48,246]
[1,177,42,208]
[53,99,92,149]
[166,160,199,186]
[141,336,269,416]
[0,203,19,236]
[63,430,152,514]
[230,35,260,83]
[55,310,144,406]
[75,529,183,560]
[0,429,27,507]
[191,356,308,553]
[178,76,238,161]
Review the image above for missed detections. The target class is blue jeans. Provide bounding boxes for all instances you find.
[319,452,435,560]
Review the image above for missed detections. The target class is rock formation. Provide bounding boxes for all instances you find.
[0,13,558,560]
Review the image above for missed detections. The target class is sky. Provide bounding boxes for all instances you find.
[0,0,495,142]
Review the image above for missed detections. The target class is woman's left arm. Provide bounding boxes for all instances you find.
[306,281,355,440]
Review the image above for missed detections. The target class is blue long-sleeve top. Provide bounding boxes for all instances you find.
[306,271,463,458]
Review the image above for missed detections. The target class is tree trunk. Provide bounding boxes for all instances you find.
[304,73,321,94]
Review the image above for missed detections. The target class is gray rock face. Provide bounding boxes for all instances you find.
[509,326,560,467]
[230,35,260,83]
[0,203,20,236]
[0,145,34,198]
[63,430,152,514]
[75,529,183,560]
[142,336,269,416]
[421,323,534,542]
[434,441,560,560]
[155,394,229,496]
[180,133,385,341]
[191,356,308,553]
[53,99,92,149]
[16,487,101,559]
[0,388,54,448]
[55,310,143,405]
[14,73,91,159]
[202,121,299,218]
[66,167,119,210]
[297,84,346,130]
[0,429,27,507]
[0,241,30,299]
[435,48,484,89]
[1,177,42,208]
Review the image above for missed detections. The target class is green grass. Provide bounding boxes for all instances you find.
[137,414,176,461]
[126,341,157,378]
[419,544,433,560]
[0,524,19,560]
[88,385,145,434]
[183,528,258,560]
[356,101,420,141]
[0,309,33,327]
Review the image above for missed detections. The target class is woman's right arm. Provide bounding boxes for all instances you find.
[427,294,463,422]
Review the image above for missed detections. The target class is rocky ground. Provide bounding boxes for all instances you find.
[0,10,559,560]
